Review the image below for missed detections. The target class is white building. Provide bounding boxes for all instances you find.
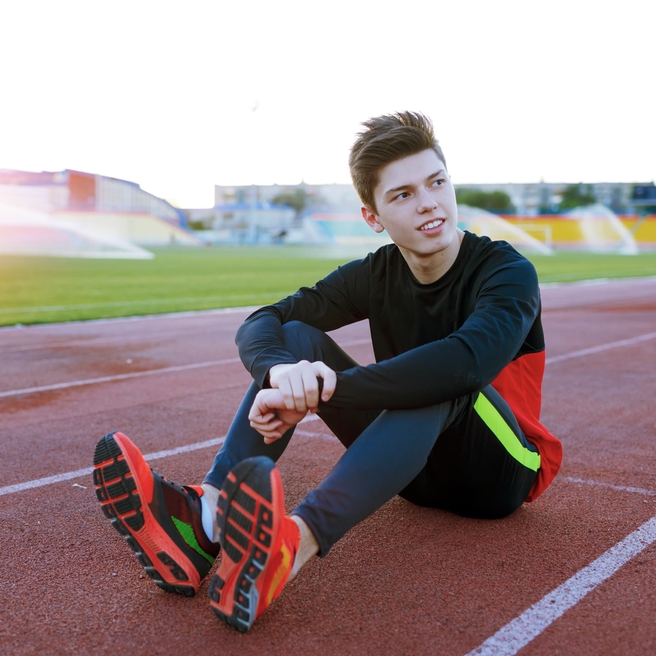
[214,180,644,217]
[0,168,201,253]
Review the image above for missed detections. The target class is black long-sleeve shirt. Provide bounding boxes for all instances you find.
[236,231,562,500]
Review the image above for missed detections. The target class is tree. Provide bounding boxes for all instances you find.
[271,187,322,222]
[558,184,596,212]
[631,184,656,214]
[455,188,514,213]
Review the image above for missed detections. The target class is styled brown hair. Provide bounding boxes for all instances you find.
[349,111,446,213]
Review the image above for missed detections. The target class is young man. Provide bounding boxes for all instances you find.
[93,111,562,633]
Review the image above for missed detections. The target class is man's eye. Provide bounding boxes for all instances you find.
[432,179,445,187]
[395,192,409,200]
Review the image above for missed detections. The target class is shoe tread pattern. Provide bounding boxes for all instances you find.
[93,432,196,597]
[208,457,275,633]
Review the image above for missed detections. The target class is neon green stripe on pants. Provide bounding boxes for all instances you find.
[473,392,541,472]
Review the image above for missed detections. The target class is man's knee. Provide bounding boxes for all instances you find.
[281,320,315,340]
[280,321,360,374]
[280,321,326,359]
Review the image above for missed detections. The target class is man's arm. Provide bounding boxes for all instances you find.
[236,259,369,389]
[324,258,541,410]
[234,259,368,427]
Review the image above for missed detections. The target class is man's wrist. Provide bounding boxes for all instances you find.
[267,362,295,386]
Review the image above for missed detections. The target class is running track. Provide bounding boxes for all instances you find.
[1,277,655,655]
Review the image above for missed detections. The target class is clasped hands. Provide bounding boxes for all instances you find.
[248,360,336,444]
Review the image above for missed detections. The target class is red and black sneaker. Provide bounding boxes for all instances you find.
[93,431,220,596]
[208,456,300,633]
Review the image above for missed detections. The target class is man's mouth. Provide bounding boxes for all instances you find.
[419,219,444,231]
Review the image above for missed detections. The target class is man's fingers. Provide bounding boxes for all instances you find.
[247,401,273,422]
[250,411,276,424]
[249,416,282,430]
[275,361,313,412]
[301,367,320,410]
[313,362,337,402]
[274,378,296,412]
[321,375,336,402]
[248,389,285,422]
[249,415,284,440]
[289,376,310,413]
[267,360,336,411]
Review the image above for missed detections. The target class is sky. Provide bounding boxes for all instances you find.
[1,0,654,208]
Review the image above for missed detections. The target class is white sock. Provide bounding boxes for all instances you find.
[200,494,217,543]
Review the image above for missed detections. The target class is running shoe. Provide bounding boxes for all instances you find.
[208,456,300,632]
[93,431,220,596]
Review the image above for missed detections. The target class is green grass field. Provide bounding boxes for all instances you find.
[1,247,655,327]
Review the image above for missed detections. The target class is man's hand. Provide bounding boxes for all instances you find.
[248,388,307,444]
[268,360,336,414]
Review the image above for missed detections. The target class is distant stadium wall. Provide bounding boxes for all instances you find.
[0,168,189,228]
[304,213,392,246]
[52,211,203,247]
[503,215,656,249]
[303,212,656,251]
[0,168,201,255]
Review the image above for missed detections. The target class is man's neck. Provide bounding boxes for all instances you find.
[399,230,464,285]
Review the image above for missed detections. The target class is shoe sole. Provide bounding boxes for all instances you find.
[93,431,199,596]
[207,457,281,633]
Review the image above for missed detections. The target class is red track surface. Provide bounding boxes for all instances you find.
[1,278,655,655]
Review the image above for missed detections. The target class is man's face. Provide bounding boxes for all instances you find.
[363,148,459,262]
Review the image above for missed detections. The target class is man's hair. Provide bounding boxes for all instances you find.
[349,111,446,213]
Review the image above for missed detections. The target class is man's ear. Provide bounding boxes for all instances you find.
[361,206,385,233]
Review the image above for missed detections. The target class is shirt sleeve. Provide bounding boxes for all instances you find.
[235,259,369,388]
[326,257,541,410]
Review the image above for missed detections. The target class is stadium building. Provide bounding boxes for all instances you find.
[0,169,201,257]
[208,181,656,251]
[214,181,650,217]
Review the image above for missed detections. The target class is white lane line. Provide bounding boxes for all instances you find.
[0,358,242,399]
[546,331,656,365]
[0,467,95,496]
[0,326,231,353]
[294,428,340,442]
[0,432,649,502]
[562,476,656,497]
[3,274,654,320]
[0,339,371,399]
[0,293,290,315]
[7,326,651,402]
[0,414,324,497]
[540,275,656,288]
[3,329,650,399]
[0,304,258,333]
[0,436,226,497]
[466,516,656,656]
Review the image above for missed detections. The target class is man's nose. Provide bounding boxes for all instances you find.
[417,187,437,212]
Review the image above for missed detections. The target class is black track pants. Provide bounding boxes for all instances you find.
[204,322,539,556]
